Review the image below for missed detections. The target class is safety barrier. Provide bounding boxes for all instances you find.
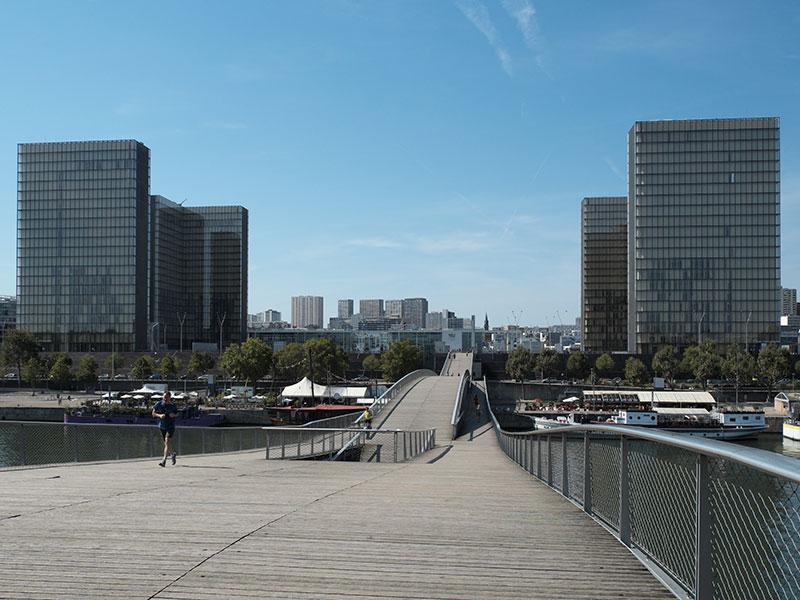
[485,386,800,600]
[0,421,266,469]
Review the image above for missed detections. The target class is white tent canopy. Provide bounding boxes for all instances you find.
[280,377,370,401]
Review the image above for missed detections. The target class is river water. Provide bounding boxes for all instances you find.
[734,432,800,459]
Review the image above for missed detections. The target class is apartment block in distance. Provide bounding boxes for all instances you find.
[581,197,627,352]
[360,299,384,318]
[291,296,324,328]
[627,118,780,353]
[337,299,354,319]
[17,140,247,352]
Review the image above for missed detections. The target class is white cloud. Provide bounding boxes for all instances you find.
[604,156,625,181]
[501,0,540,48]
[456,0,514,76]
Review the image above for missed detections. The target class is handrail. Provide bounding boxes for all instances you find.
[484,388,800,600]
[450,369,471,439]
[353,368,434,425]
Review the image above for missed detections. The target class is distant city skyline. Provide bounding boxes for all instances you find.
[1,2,798,328]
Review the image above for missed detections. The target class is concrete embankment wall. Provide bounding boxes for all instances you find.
[0,407,65,422]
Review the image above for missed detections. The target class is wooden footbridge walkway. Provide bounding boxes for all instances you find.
[0,356,673,599]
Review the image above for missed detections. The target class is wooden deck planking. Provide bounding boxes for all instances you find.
[0,382,674,600]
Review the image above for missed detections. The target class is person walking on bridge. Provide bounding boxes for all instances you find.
[152,391,179,467]
[363,408,373,429]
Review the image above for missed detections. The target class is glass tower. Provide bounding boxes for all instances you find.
[581,197,628,352]
[627,118,780,354]
[17,140,247,352]
[17,140,150,352]
[150,197,248,352]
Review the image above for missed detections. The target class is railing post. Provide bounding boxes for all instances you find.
[297,432,301,458]
[562,432,569,498]
[619,435,631,547]
[528,435,533,474]
[547,434,552,486]
[281,430,286,458]
[19,424,26,466]
[537,435,542,479]
[583,431,592,514]
[265,431,270,459]
[695,454,712,600]
[311,433,315,456]
[394,431,398,463]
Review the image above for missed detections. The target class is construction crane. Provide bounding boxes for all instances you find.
[511,310,522,328]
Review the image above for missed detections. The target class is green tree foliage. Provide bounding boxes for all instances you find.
[536,348,559,379]
[381,340,422,382]
[679,345,701,379]
[304,338,347,383]
[131,356,155,381]
[795,359,800,377]
[49,355,74,391]
[22,357,48,394]
[273,343,306,382]
[362,354,381,376]
[45,352,72,371]
[505,347,535,382]
[187,351,215,375]
[722,344,755,386]
[595,353,615,376]
[75,355,98,385]
[566,352,589,379]
[691,340,723,389]
[220,338,273,385]
[104,353,125,371]
[1,329,40,385]
[624,357,648,385]
[159,355,181,379]
[651,346,680,388]
[756,343,791,398]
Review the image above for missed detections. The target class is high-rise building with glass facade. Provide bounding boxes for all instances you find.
[17,140,150,352]
[17,140,247,352]
[627,118,780,354]
[150,196,248,352]
[581,197,628,352]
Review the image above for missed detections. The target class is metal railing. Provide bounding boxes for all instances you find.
[484,385,800,600]
[352,368,434,427]
[0,421,267,470]
[451,370,471,439]
[263,426,436,463]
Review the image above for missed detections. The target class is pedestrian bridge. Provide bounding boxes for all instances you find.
[1,352,799,600]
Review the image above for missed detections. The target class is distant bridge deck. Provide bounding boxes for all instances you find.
[0,370,673,599]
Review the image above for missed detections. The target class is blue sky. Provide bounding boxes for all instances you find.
[1,1,799,328]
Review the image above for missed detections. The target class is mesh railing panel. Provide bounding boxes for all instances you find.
[628,439,696,592]
[0,422,267,469]
[710,459,800,600]
[566,436,585,504]
[264,427,436,463]
[589,437,621,529]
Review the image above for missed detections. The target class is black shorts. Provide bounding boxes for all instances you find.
[159,427,175,440]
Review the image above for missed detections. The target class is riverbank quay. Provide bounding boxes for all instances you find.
[0,436,672,599]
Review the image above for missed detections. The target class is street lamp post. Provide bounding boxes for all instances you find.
[177,312,187,354]
[745,311,752,354]
[697,312,705,345]
[216,312,226,353]
[150,322,159,353]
